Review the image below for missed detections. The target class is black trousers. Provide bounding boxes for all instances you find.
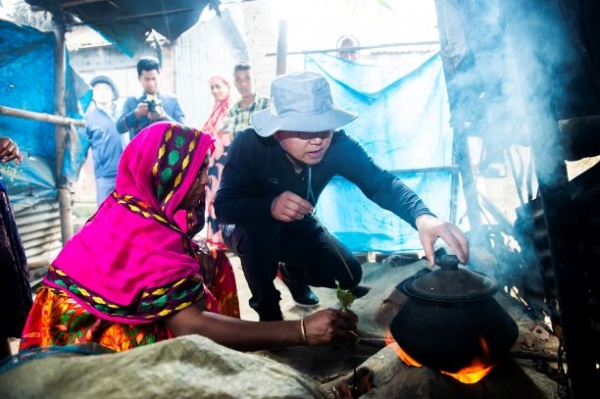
[222,215,362,320]
[0,189,32,339]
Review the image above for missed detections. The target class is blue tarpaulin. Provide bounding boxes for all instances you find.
[305,52,458,253]
[0,20,86,211]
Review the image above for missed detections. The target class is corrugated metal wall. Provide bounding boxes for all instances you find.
[174,8,248,129]
[14,200,62,284]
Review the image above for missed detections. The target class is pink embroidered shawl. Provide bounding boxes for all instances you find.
[43,122,215,323]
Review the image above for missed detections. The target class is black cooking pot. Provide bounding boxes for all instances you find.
[389,253,518,373]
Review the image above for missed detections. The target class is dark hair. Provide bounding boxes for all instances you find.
[336,35,360,49]
[233,61,252,73]
[137,56,161,77]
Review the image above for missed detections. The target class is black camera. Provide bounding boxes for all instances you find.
[144,96,163,119]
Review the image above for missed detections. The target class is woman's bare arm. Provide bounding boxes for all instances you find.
[165,303,358,352]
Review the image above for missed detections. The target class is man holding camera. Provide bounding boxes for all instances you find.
[117,56,186,140]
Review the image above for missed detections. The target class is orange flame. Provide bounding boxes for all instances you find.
[385,330,423,367]
[384,331,496,384]
[441,336,496,384]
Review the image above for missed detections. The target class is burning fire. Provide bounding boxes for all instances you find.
[384,331,496,384]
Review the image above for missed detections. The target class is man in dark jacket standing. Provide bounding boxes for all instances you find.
[116,56,186,140]
[215,71,470,321]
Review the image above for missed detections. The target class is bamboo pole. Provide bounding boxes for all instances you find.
[0,105,85,127]
[265,41,440,57]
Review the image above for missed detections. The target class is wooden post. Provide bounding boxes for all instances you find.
[433,0,484,243]
[52,19,73,244]
[276,19,287,76]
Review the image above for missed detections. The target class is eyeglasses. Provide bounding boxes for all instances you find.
[296,130,334,140]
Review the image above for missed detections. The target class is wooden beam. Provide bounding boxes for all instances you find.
[61,0,109,8]
[0,105,85,127]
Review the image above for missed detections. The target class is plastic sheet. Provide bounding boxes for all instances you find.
[306,53,458,252]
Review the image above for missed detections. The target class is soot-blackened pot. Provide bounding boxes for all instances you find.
[389,253,518,373]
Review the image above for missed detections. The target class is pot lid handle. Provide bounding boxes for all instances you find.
[401,249,497,301]
[434,251,461,271]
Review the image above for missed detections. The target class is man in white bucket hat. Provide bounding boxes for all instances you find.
[215,71,469,321]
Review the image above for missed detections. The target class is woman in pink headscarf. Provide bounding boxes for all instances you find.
[203,75,232,250]
[19,122,357,354]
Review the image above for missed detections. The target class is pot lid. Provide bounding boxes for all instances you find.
[402,253,497,301]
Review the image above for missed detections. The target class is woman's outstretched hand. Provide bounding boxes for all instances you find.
[303,308,358,345]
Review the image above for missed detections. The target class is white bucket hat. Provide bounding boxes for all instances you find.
[251,71,358,137]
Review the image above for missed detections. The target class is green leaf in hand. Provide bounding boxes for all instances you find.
[336,284,356,313]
